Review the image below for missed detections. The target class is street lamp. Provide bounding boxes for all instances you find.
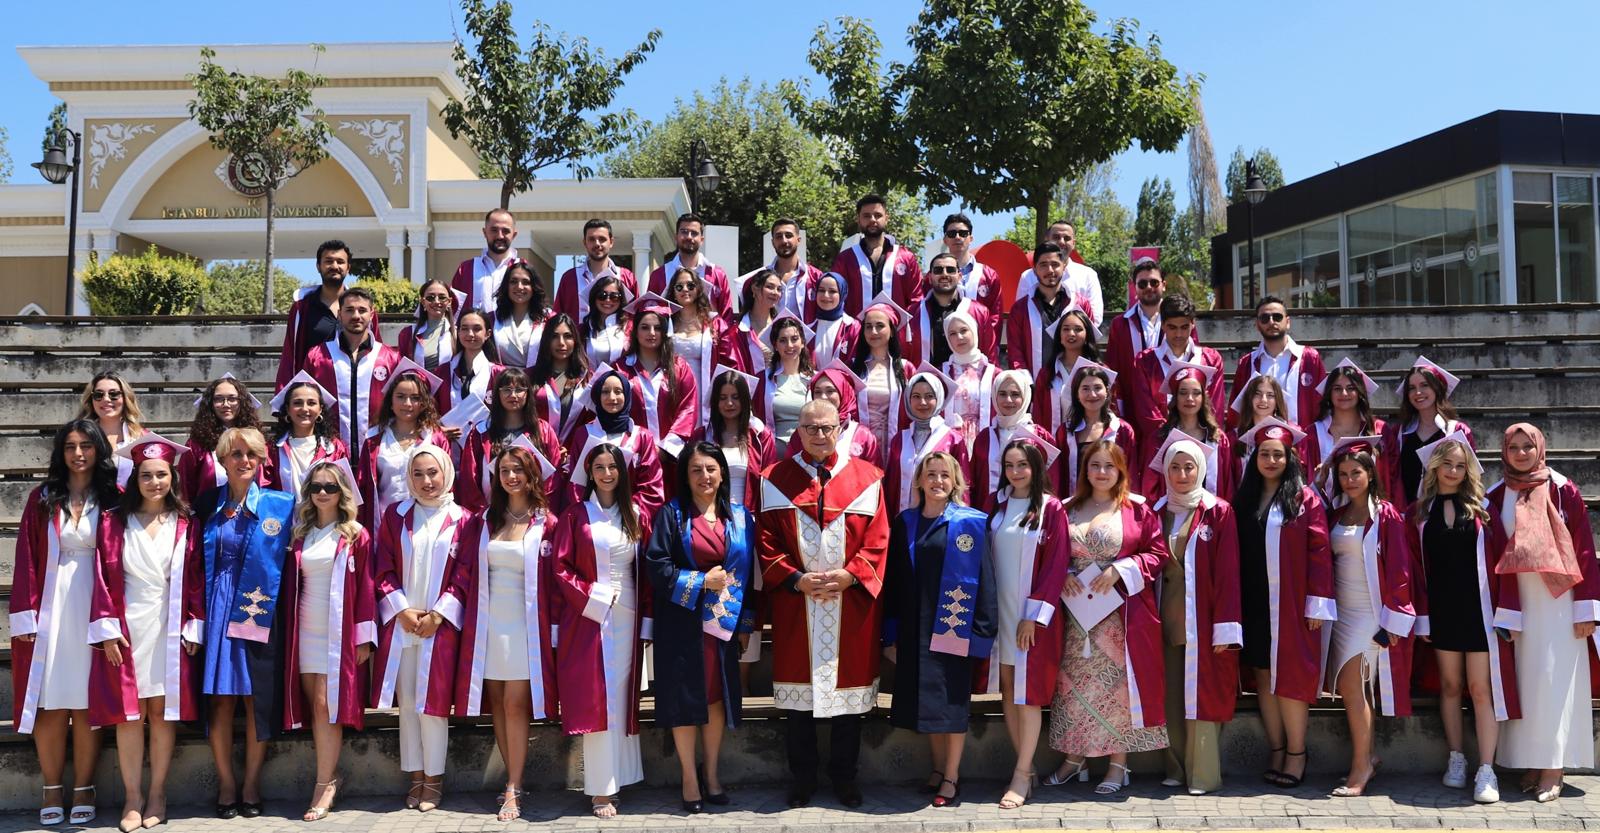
[34,129,83,315]
[1242,158,1268,308]
[687,138,720,215]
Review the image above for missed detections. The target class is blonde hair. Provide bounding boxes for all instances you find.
[1413,439,1489,524]
[75,372,146,433]
[215,426,268,461]
[1064,439,1132,512]
[291,460,363,544]
[913,451,968,507]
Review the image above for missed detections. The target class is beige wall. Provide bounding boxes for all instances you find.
[0,257,69,314]
[430,249,477,287]
[80,118,186,213]
[130,143,376,220]
[116,234,192,260]
[426,106,480,182]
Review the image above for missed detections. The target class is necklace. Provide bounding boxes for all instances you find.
[506,507,534,524]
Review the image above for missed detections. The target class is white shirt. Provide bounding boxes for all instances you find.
[471,249,519,315]
[326,336,378,450]
[572,259,621,320]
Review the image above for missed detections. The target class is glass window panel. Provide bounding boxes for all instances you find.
[1557,175,1596,302]
[1515,197,1558,303]
[1513,171,1553,203]
[1347,203,1393,258]
[1303,218,1339,256]
[1394,188,1445,243]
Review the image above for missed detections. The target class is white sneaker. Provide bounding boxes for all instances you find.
[1473,765,1500,804]
[1442,751,1468,788]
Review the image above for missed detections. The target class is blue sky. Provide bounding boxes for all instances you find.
[5,0,1598,275]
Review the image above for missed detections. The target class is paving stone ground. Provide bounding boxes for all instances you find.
[6,774,1599,833]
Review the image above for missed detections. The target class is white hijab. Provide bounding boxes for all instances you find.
[1162,439,1212,512]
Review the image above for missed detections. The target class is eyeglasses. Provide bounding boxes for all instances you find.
[929,266,960,275]
[597,291,624,301]
[1135,279,1163,289]
[305,482,343,496]
[92,390,124,401]
[798,424,839,436]
[672,283,697,293]
[500,386,530,395]
[212,396,241,405]
[944,228,972,238]
[1257,312,1286,323]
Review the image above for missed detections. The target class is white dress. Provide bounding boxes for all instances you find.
[123,514,179,698]
[297,525,339,674]
[586,318,628,367]
[485,539,531,680]
[582,502,644,796]
[39,503,97,709]
[284,435,318,498]
[723,445,750,508]
[1497,495,1594,768]
[991,498,1032,667]
[375,431,414,521]
[1328,523,1378,685]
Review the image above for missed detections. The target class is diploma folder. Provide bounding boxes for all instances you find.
[1062,563,1124,632]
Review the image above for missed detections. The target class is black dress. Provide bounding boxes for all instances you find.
[886,511,998,733]
[1422,497,1489,653]
[1236,506,1274,670]
[1400,430,1427,505]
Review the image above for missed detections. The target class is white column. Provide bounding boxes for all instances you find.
[631,230,653,281]
[386,228,406,280]
[407,226,431,285]
[89,228,117,264]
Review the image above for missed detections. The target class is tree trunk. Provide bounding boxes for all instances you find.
[263,186,277,315]
[1033,192,1051,246]
[500,177,513,211]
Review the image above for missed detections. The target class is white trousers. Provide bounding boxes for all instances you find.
[397,647,449,776]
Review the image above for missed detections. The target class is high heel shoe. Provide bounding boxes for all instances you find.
[304,777,341,822]
[405,778,423,810]
[1095,763,1130,795]
[70,785,97,825]
[1331,759,1381,797]
[495,788,523,822]
[39,785,65,827]
[999,769,1036,809]
[931,779,962,808]
[919,769,945,794]
[1261,744,1286,784]
[418,780,443,813]
[1273,750,1308,788]
[1536,779,1564,803]
[1043,758,1089,786]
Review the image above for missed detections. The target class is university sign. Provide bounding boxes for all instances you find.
[158,204,350,219]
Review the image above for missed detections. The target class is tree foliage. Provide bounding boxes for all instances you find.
[81,247,208,316]
[1226,146,1285,204]
[188,45,330,313]
[1185,92,1226,241]
[444,0,660,210]
[0,125,11,184]
[1134,176,1176,247]
[784,2,1199,242]
[41,102,67,156]
[198,261,302,314]
[603,80,927,271]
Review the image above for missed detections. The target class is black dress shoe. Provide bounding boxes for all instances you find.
[681,798,704,814]
[238,802,263,818]
[705,790,731,806]
[833,780,863,808]
[214,803,239,820]
[786,782,815,808]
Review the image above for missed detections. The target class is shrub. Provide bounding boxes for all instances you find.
[81,247,207,315]
[353,261,418,314]
[199,261,304,314]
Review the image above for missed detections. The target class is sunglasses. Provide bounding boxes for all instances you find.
[944,228,972,238]
[1257,312,1286,323]
[597,291,624,301]
[929,265,960,275]
[92,389,124,401]
[672,283,698,293]
[305,482,342,496]
[1135,279,1163,289]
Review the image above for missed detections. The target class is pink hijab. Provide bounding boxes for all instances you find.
[1495,423,1581,597]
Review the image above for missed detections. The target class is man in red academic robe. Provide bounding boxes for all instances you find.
[449,208,520,314]
[276,240,386,389]
[553,218,639,321]
[1105,258,1172,412]
[1125,294,1227,442]
[758,399,890,809]
[936,213,1004,318]
[822,194,922,319]
[1004,242,1074,373]
[647,213,732,315]
[767,217,823,318]
[1228,295,1326,430]
[303,287,403,467]
[903,251,997,367]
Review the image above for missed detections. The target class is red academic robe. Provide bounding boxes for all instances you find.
[1056,415,1140,500]
[371,502,479,717]
[671,317,731,424]
[559,423,666,523]
[1228,342,1327,430]
[450,252,517,313]
[809,316,861,369]
[1249,486,1336,703]
[947,259,1004,319]
[982,492,1072,706]
[716,314,769,376]
[454,418,563,512]
[453,513,560,720]
[618,354,698,459]
[1105,306,1197,412]
[261,434,349,496]
[689,420,778,509]
[886,419,970,514]
[1153,495,1243,722]
[276,288,385,390]
[1486,473,1600,652]
[534,372,592,444]
[1127,345,1228,443]
[1304,417,1388,489]
[280,529,377,730]
[1409,501,1520,721]
[1320,500,1416,717]
[355,426,452,531]
[824,239,923,319]
[758,454,891,716]
[783,421,882,472]
[855,358,917,444]
[969,422,1055,513]
[1138,428,1235,504]
[86,511,204,727]
[1380,417,1476,514]
[1003,295,1061,375]
[551,500,651,734]
[902,298,997,368]
[431,352,504,418]
[179,438,269,505]
[10,489,71,733]
[554,262,639,322]
[1032,355,1094,434]
[750,371,813,437]
[303,338,405,458]
[649,256,733,316]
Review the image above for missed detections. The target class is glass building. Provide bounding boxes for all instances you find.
[1214,111,1600,308]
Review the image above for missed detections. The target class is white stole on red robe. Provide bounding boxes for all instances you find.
[985,496,1045,704]
[16,515,63,734]
[895,419,955,511]
[376,503,464,710]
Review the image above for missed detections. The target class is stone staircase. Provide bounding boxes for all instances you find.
[0,305,1594,809]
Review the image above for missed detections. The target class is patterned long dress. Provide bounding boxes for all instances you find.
[1047,508,1169,757]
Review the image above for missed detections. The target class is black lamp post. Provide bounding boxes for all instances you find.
[686,138,721,215]
[1242,158,1268,308]
[34,129,82,315]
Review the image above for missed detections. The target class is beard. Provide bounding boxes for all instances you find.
[488,238,511,254]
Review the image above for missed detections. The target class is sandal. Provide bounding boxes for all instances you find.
[303,777,340,822]
[1096,762,1130,795]
[70,785,97,825]
[931,778,962,808]
[1261,744,1286,784]
[496,788,522,822]
[1273,750,1308,788]
[405,778,424,810]
[418,779,443,813]
[999,769,1035,809]
[39,785,65,827]
[591,797,619,819]
[919,769,944,794]
[1044,757,1089,786]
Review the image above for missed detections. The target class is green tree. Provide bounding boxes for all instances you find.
[784,2,1199,244]
[0,125,11,184]
[81,247,208,316]
[1004,164,1135,315]
[41,102,67,155]
[199,261,303,314]
[443,0,660,210]
[1186,91,1226,242]
[602,80,928,270]
[1164,205,1215,309]
[1134,176,1176,247]
[188,45,331,313]
[1226,146,1285,204]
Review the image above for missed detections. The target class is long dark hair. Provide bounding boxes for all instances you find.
[584,442,642,541]
[376,371,444,432]
[270,381,337,445]
[189,377,262,453]
[1047,307,1101,369]
[413,278,455,329]
[849,306,908,390]
[489,445,549,533]
[488,367,545,454]
[767,316,816,379]
[529,313,589,385]
[118,457,191,517]
[1329,448,1385,516]
[1158,375,1221,444]
[624,309,680,399]
[709,370,753,449]
[667,267,716,329]
[676,441,734,519]
[40,420,120,516]
[1397,367,1459,428]
[1235,439,1308,523]
[582,276,628,337]
[494,260,550,323]
[1316,365,1378,432]
[740,268,780,317]
[1000,439,1049,529]
[1065,366,1117,432]
[455,307,499,364]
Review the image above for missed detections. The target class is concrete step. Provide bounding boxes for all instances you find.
[0,355,281,387]
[1196,302,1600,344]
